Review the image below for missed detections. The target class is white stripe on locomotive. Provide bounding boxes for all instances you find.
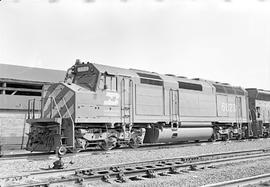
[50,90,74,118]
[43,84,65,116]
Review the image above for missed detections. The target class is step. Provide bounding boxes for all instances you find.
[123,115,131,118]
[122,107,130,110]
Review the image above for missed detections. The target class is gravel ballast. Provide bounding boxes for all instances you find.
[96,159,270,187]
[1,138,270,183]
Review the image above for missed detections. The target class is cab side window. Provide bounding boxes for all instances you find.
[99,75,105,90]
[111,77,117,91]
[99,74,117,91]
[106,76,112,90]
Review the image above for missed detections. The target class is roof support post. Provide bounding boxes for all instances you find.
[2,82,6,95]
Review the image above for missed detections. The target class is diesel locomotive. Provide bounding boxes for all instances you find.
[26,60,270,153]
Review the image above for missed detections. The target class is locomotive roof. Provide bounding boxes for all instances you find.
[246,88,270,93]
[93,63,178,84]
[188,78,246,95]
[90,62,246,95]
[246,88,270,101]
[257,89,270,94]
[93,63,138,78]
[208,81,246,95]
[93,63,208,85]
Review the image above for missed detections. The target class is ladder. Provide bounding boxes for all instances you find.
[120,78,134,138]
[169,89,180,130]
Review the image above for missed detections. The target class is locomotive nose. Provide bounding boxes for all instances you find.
[41,83,75,119]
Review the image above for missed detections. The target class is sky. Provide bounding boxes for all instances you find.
[0,0,270,90]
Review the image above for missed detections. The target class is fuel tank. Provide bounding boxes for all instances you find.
[144,126,213,143]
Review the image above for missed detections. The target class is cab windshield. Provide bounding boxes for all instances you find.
[73,64,99,91]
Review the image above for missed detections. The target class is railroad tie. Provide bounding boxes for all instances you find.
[101,174,111,183]
[116,171,127,183]
[145,169,157,178]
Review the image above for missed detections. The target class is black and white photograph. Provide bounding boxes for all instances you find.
[1,0,270,186]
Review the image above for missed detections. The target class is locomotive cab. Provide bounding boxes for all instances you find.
[72,62,100,92]
[26,61,145,153]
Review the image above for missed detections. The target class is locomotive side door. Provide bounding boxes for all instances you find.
[235,96,243,137]
[120,77,134,133]
[235,96,242,124]
[255,106,263,137]
[169,89,180,130]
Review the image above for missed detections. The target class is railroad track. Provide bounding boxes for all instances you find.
[203,173,270,187]
[0,139,252,162]
[0,140,214,161]
[2,148,270,186]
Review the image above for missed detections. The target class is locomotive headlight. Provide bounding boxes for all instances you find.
[77,66,89,72]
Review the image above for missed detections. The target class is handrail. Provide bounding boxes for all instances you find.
[52,97,62,119]
[27,99,31,119]
[129,79,134,129]
[63,98,74,125]
[27,96,65,120]
[32,99,35,119]
[169,89,180,128]
[27,99,40,119]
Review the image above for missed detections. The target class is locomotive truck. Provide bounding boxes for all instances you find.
[26,60,270,153]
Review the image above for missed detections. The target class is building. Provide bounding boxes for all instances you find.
[0,64,66,149]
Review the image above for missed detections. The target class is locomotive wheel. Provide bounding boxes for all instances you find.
[229,132,234,140]
[128,137,140,149]
[208,132,218,142]
[115,143,121,148]
[236,134,242,140]
[100,137,117,151]
[222,135,229,141]
[208,135,217,142]
[57,146,67,156]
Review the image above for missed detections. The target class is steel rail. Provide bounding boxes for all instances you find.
[9,153,270,187]
[0,152,55,159]
[7,153,270,187]
[203,173,270,187]
[72,152,270,181]
[3,148,270,186]
[22,148,269,178]
[0,140,213,161]
[0,139,258,162]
